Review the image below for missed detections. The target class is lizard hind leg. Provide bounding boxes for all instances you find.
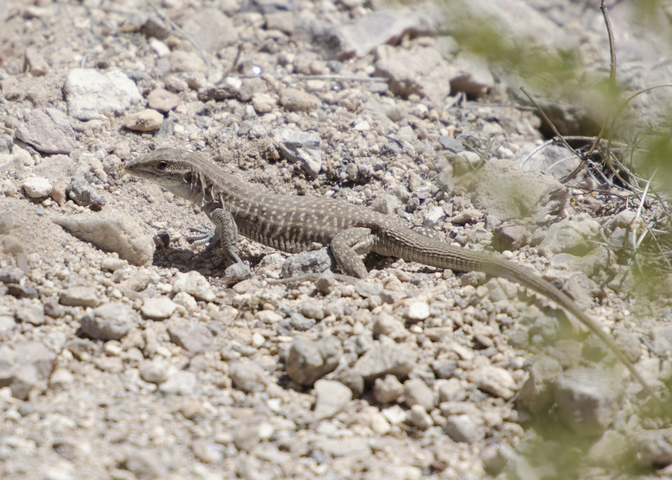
[330,227,375,279]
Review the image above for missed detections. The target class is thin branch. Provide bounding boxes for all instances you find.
[146,0,212,81]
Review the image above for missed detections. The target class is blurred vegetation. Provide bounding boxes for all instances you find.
[424,0,672,478]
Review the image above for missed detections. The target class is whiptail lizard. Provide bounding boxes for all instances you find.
[125,147,663,408]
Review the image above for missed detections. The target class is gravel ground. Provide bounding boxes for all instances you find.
[1,1,672,479]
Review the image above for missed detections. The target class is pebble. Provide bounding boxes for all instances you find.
[53,209,155,266]
[406,301,430,322]
[279,88,321,112]
[467,365,517,400]
[407,404,433,430]
[64,68,142,121]
[59,286,101,308]
[140,297,177,320]
[255,310,283,324]
[121,450,167,479]
[167,320,214,354]
[172,271,216,302]
[403,378,435,411]
[555,367,624,437]
[286,336,342,385]
[139,359,171,384]
[16,108,76,154]
[158,371,197,395]
[22,177,53,198]
[146,88,180,113]
[251,93,276,114]
[373,374,404,404]
[79,303,133,340]
[313,380,352,420]
[229,361,267,393]
[192,439,226,464]
[15,305,45,326]
[353,339,417,382]
[444,414,485,443]
[49,369,74,391]
[122,109,163,131]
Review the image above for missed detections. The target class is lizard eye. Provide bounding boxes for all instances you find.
[156,161,168,171]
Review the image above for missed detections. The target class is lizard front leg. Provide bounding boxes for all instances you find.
[330,227,375,279]
[193,207,252,280]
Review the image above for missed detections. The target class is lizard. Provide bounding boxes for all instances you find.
[124,147,664,409]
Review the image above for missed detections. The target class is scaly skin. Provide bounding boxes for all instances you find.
[125,148,664,409]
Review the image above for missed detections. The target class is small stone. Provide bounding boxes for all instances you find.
[122,109,163,131]
[481,443,516,475]
[406,302,430,322]
[140,297,177,320]
[146,88,180,113]
[172,271,216,302]
[93,356,123,373]
[64,68,142,121]
[22,177,52,198]
[437,378,467,403]
[286,336,342,386]
[444,414,485,443]
[0,266,24,284]
[139,359,171,384]
[229,361,267,393]
[517,356,563,414]
[632,427,672,466]
[467,365,517,400]
[49,368,74,391]
[101,258,126,272]
[313,380,352,420]
[404,378,435,411]
[66,175,106,208]
[353,340,417,382]
[373,374,404,404]
[158,371,197,395]
[555,367,624,437]
[121,450,167,479]
[279,88,321,112]
[24,47,50,76]
[15,305,45,326]
[233,424,261,452]
[192,439,225,464]
[382,404,407,424]
[178,400,203,420]
[432,360,458,380]
[15,108,76,154]
[251,93,276,114]
[372,312,407,339]
[79,303,134,340]
[255,310,283,324]
[167,321,214,354]
[407,404,433,430]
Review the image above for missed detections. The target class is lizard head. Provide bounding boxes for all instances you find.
[125,148,196,197]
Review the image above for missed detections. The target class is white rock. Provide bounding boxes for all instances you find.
[22,177,52,198]
[172,271,216,302]
[406,302,430,322]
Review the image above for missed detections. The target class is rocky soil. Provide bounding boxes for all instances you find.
[1,0,672,479]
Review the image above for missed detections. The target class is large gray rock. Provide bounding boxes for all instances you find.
[80,303,134,340]
[54,209,155,266]
[472,158,569,223]
[286,336,342,386]
[353,337,417,382]
[554,367,624,437]
[0,340,55,400]
[64,68,142,121]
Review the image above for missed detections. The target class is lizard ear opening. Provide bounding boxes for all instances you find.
[156,161,168,171]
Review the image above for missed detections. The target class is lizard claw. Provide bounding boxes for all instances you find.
[188,227,217,247]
